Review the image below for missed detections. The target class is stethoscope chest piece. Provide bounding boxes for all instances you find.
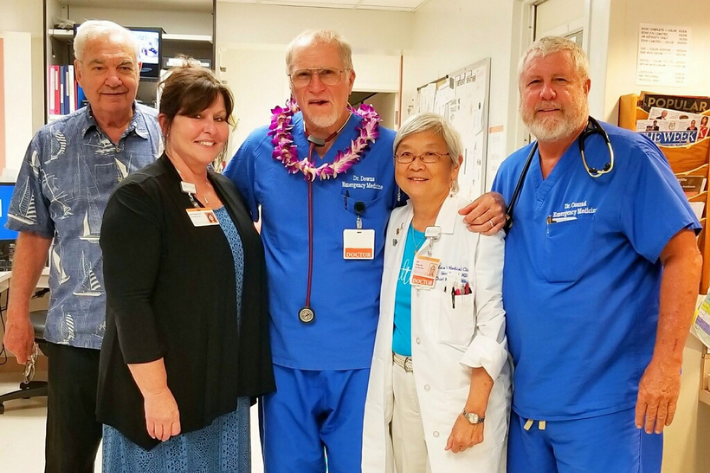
[298,306,315,324]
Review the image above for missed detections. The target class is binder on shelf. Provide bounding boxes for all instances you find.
[47,65,61,115]
[67,65,76,113]
[50,64,81,116]
[59,65,66,115]
[77,84,87,109]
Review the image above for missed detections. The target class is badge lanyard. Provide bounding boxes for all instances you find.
[181,181,202,208]
[181,181,219,227]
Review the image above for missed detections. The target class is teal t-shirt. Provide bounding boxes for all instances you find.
[392,225,426,356]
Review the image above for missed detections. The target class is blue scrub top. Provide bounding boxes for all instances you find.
[225,112,398,370]
[492,122,700,420]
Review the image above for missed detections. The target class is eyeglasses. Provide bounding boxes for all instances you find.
[289,68,348,87]
[394,151,450,164]
[23,343,38,385]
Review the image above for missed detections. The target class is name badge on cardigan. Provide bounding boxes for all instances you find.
[186,208,219,227]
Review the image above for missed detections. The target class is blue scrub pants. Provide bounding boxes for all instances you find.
[507,408,663,473]
[259,365,370,473]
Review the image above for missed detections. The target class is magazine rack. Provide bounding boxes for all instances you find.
[619,94,710,294]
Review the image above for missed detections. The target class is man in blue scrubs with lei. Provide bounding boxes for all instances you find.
[224,29,504,473]
[492,36,702,472]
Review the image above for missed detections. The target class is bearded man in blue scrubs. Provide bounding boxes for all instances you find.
[492,36,702,472]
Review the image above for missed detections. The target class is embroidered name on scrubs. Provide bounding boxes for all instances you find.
[341,174,384,190]
[549,200,598,222]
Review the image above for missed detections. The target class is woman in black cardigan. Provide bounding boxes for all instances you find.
[97,62,274,472]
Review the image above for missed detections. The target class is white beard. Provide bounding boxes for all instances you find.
[522,99,589,143]
[308,108,340,129]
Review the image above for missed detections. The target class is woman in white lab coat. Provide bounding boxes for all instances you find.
[362,113,511,473]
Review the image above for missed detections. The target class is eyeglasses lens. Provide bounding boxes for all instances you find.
[395,152,446,164]
[291,68,342,87]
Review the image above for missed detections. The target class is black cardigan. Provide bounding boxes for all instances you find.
[97,154,274,450]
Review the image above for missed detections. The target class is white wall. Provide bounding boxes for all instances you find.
[365,93,397,130]
[0,32,32,178]
[592,0,710,123]
[215,2,412,157]
[535,0,586,38]
[0,0,44,151]
[216,3,412,53]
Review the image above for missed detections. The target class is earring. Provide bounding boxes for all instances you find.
[397,187,402,203]
[450,181,459,197]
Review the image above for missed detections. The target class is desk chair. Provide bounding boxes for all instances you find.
[0,310,48,414]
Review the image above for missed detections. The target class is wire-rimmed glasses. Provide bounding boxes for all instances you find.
[289,68,349,88]
[394,151,450,164]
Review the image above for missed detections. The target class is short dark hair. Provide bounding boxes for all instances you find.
[158,58,234,137]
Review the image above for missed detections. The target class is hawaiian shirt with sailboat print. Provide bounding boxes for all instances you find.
[7,103,161,349]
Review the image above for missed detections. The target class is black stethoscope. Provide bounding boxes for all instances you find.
[504,116,614,231]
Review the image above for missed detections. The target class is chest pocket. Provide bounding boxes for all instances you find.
[542,216,596,282]
[336,187,390,236]
[433,268,475,349]
[436,292,475,349]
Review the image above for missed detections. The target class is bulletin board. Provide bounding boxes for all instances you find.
[415,58,491,200]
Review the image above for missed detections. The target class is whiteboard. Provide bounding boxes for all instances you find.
[415,58,491,200]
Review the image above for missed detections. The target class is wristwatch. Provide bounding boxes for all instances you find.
[462,407,485,425]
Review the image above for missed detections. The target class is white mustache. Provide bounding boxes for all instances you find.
[535,102,561,112]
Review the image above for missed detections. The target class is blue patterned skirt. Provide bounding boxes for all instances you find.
[102,396,251,473]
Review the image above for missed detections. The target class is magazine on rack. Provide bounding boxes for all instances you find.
[639,92,710,114]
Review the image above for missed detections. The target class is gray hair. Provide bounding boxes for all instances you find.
[285,29,353,74]
[518,36,589,83]
[394,112,463,193]
[74,20,140,62]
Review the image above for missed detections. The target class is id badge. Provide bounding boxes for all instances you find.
[411,254,440,289]
[186,208,219,227]
[180,181,197,194]
[343,229,375,260]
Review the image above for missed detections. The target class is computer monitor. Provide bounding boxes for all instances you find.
[128,27,163,80]
[0,182,18,270]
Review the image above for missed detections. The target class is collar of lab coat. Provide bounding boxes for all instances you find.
[399,194,464,257]
[404,193,461,235]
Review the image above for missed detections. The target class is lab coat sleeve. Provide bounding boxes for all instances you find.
[459,231,508,381]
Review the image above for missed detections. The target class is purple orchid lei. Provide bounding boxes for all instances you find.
[268,98,381,181]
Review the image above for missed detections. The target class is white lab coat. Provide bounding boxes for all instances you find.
[362,195,512,473]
